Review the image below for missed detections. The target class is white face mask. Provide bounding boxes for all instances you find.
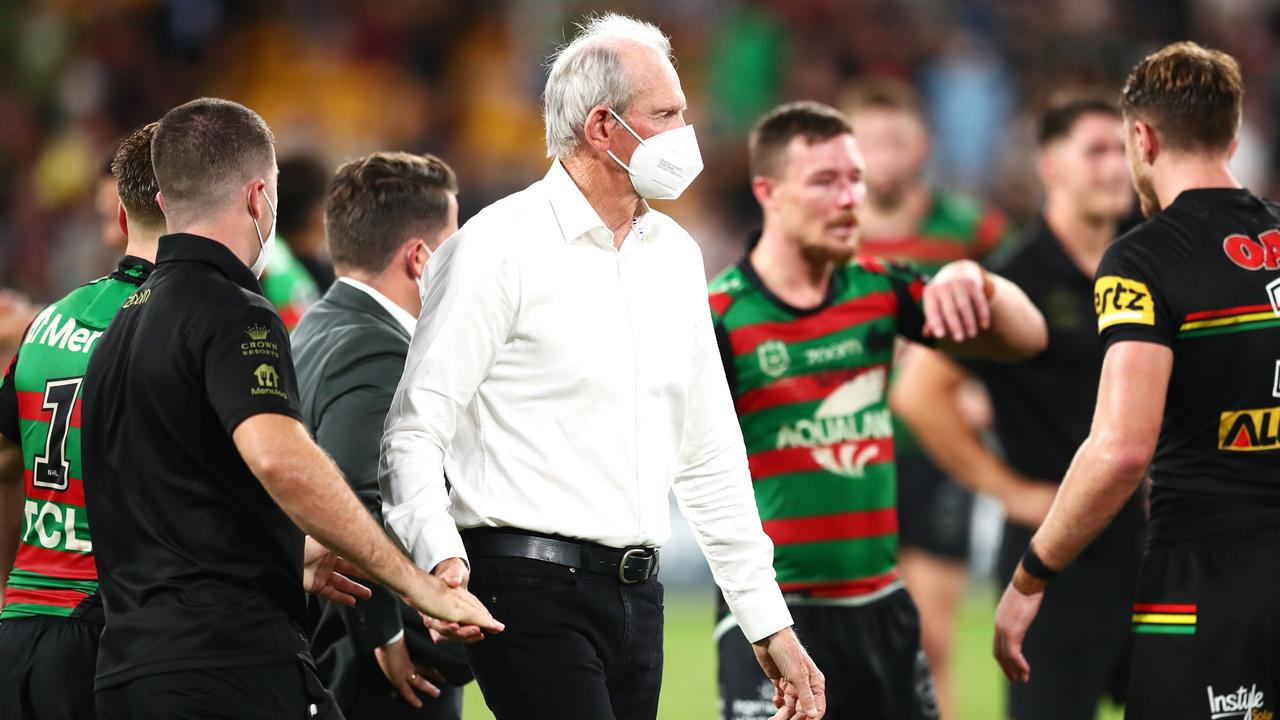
[606,108,704,200]
[249,188,277,279]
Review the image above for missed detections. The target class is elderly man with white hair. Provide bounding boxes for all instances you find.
[379,13,826,720]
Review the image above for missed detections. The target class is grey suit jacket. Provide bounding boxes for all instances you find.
[292,281,470,702]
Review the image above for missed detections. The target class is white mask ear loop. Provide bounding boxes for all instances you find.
[606,108,645,172]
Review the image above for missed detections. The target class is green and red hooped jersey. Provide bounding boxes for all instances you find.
[259,238,318,330]
[0,257,151,620]
[859,190,1015,276]
[710,253,930,598]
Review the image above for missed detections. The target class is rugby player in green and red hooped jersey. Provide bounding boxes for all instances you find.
[995,43,1280,720]
[0,123,162,720]
[712,101,1046,720]
[842,77,1018,718]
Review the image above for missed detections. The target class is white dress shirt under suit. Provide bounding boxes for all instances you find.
[379,160,791,642]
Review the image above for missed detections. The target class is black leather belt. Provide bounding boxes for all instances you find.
[462,530,660,584]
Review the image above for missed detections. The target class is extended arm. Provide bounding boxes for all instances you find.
[994,341,1170,681]
[924,260,1048,361]
[233,413,500,632]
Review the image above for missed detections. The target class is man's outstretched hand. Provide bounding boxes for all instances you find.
[303,536,372,606]
[753,627,826,719]
[422,556,488,644]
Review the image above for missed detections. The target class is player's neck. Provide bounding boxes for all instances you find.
[560,154,644,248]
[751,227,835,310]
[1154,155,1241,209]
[123,224,162,264]
[1042,196,1115,278]
[859,181,931,238]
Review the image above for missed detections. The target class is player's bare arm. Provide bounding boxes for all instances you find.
[0,435,21,606]
[923,259,1048,360]
[891,350,1057,527]
[232,412,503,634]
[994,340,1170,682]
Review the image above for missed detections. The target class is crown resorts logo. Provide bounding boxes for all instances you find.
[241,324,279,359]
[245,324,271,341]
[776,367,892,478]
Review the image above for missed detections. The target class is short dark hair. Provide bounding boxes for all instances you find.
[840,75,925,120]
[1121,41,1243,153]
[111,122,164,227]
[749,101,853,178]
[1038,89,1123,146]
[151,97,275,225]
[326,152,459,274]
[276,154,331,238]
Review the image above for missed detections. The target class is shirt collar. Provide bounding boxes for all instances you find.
[111,255,156,287]
[336,277,418,336]
[156,233,263,295]
[543,160,655,246]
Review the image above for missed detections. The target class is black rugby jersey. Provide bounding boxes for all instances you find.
[1095,188,1280,537]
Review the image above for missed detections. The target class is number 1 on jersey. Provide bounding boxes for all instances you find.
[32,377,83,491]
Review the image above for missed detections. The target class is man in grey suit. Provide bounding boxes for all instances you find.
[293,151,465,719]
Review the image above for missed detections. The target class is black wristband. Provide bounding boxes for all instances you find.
[1020,543,1059,582]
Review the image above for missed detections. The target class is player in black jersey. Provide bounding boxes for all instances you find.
[994,42,1280,719]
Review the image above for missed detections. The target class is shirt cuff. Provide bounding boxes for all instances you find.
[726,584,793,643]
[381,629,406,647]
[412,515,470,574]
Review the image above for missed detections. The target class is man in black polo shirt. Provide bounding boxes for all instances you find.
[893,91,1144,719]
[81,97,499,720]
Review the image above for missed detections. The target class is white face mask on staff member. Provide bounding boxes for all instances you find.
[606,108,704,201]
[248,184,277,278]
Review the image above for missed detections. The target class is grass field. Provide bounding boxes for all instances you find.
[461,587,1126,719]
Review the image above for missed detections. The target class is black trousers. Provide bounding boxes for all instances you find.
[95,661,344,720]
[464,555,664,720]
[718,589,937,720]
[0,616,101,720]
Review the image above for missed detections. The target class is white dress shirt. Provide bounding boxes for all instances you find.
[379,160,792,642]
[336,276,417,336]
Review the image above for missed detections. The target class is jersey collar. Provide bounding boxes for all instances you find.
[156,233,264,295]
[111,256,156,287]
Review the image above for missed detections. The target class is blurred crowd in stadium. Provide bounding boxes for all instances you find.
[3,0,1279,313]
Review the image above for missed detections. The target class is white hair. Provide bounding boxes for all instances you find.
[542,13,674,159]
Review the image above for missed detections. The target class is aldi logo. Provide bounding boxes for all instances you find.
[1219,407,1280,451]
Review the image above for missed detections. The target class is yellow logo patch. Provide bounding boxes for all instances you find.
[1094,276,1154,332]
[1219,407,1280,451]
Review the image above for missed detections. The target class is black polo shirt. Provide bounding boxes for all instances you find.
[82,233,309,689]
[963,217,1144,550]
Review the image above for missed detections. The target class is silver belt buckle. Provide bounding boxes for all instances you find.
[618,547,656,584]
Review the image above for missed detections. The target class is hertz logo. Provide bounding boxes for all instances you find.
[1219,407,1280,451]
[1094,276,1154,331]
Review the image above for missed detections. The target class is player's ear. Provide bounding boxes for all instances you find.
[1135,121,1158,165]
[155,191,166,214]
[117,201,129,238]
[1227,136,1240,160]
[750,174,774,209]
[1035,151,1055,188]
[404,237,430,277]
[246,179,266,220]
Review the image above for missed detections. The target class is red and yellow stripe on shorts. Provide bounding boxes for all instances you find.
[1132,603,1196,635]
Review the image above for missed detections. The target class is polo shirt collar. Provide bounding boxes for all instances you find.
[543,160,654,245]
[157,233,264,295]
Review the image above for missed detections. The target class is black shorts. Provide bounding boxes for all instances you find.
[95,661,343,720]
[997,500,1144,720]
[896,453,973,561]
[717,588,937,720]
[1126,532,1280,720]
[0,615,101,720]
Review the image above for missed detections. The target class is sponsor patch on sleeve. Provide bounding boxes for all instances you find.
[1094,275,1155,332]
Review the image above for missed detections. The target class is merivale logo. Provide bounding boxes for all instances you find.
[776,368,891,478]
[1208,685,1269,719]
